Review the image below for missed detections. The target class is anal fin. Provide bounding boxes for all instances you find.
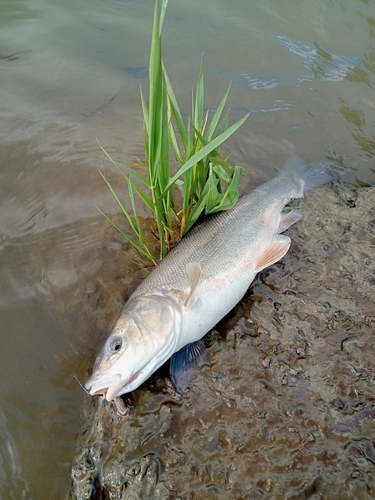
[278,209,301,233]
[170,340,206,395]
[256,236,291,271]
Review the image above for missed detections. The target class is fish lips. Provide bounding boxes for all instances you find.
[85,370,142,401]
[85,373,123,402]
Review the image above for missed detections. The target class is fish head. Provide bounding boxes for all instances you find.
[85,294,181,401]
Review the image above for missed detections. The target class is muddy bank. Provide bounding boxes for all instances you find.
[68,184,375,500]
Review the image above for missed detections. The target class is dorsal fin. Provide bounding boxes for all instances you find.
[184,262,202,308]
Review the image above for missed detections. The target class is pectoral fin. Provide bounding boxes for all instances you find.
[170,340,206,395]
[184,262,202,308]
[256,236,291,271]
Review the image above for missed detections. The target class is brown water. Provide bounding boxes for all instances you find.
[1,0,375,498]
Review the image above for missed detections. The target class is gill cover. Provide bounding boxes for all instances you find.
[85,294,182,399]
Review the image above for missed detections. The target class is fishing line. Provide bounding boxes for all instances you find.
[73,375,90,394]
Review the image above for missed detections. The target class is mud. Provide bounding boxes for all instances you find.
[67,184,375,500]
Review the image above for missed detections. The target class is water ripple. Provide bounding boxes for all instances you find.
[276,34,360,82]
[237,74,281,90]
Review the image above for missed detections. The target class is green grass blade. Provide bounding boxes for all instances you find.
[207,83,231,140]
[169,122,184,165]
[205,170,222,213]
[148,0,163,179]
[140,85,150,137]
[208,150,236,173]
[182,166,194,213]
[164,66,189,150]
[216,110,230,135]
[159,0,169,34]
[209,165,243,213]
[96,140,148,185]
[127,178,146,245]
[99,171,139,235]
[160,112,249,196]
[183,190,208,234]
[97,207,156,264]
[131,181,155,213]
[212,164,231,183]
[194,59,204,131]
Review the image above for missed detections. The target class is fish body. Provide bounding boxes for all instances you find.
[85,156,337,401]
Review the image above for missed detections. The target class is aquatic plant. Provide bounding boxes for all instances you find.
[98,0,248,263]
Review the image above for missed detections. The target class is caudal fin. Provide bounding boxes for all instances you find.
[281,154,345,192]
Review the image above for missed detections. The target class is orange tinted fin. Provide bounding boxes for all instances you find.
[278,210,301,233]
[256,237,291,271]
[184,262,202,308]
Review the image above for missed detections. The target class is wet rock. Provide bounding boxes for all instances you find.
[68,186,375,500]
[350,440,375,466]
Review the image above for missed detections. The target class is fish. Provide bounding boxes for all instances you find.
[85,155,341,401]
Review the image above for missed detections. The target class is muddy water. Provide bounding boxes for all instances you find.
[1,0,375,499]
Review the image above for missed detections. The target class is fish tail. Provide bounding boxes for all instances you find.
[280,154,345,192]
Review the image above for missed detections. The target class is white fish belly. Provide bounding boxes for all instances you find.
[176,268,257,351]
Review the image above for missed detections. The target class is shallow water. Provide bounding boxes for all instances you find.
[1,0,375,498]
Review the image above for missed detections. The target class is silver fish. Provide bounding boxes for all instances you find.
[85,155,338,401]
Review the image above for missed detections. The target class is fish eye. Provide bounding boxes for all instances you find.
[108,336,123,354]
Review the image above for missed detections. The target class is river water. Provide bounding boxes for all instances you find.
[1,0,374,498]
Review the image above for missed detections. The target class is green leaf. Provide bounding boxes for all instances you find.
[207,83,231,140]
[161,112,249,196]
[205,173,222,213]
[95,141,149,186]
[99,171,138,235]
[209,165,243,213]
[194,59,204,131]
[127,178,146,245]
[216,110,230,135]
[183,189,209,234]
[159,0,169,34]
[212,164,231,184]
[140,85,150,136]
[169,122,184,165]
[164,66,189,150]
[97,207,156,264]
[131,181,155,213]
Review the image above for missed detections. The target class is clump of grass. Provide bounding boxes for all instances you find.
[97,0,248,263]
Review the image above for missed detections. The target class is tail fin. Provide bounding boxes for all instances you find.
[280,154,345,192]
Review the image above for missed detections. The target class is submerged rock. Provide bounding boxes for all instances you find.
[68,185,375,500]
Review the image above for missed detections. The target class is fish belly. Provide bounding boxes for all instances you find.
[176,268,257,351]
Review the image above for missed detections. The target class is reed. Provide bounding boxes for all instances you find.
[98,0,248,263]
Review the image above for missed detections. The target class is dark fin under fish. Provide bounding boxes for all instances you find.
[170,340,206,395]
[281,154,345,191]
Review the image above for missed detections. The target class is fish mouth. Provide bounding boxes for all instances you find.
[85,371,142,402]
